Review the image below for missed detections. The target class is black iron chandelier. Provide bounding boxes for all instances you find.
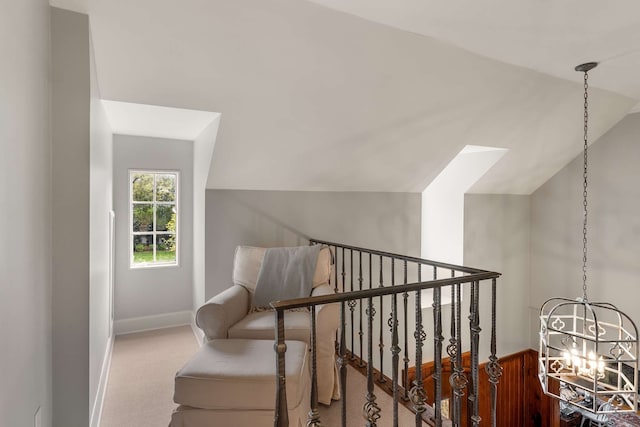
[538,62,639,420]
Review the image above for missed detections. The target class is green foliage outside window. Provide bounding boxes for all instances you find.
[131,171,178,266]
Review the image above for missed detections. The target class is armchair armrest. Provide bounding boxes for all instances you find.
[310,283,341,403]
[311,283,340,339]
[196,285,250,341]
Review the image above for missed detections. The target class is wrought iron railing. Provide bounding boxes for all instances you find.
[271,239,502,427]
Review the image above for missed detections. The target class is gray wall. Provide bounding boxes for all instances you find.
[51,8,90,427]
[0,2,52,426]
[204,189,421,377]
[204,189,421,298]
[89,32,113,426]
[530,113,640,348]
[464,194,531,358]
[113,135,194,320]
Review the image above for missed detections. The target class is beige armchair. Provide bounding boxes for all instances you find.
[195,245,340,405]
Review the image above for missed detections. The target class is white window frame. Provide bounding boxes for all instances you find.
[129,169,180,269]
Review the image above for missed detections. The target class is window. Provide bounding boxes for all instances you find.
[130,171,178,268]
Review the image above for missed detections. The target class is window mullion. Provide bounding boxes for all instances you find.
[153,174,157,263]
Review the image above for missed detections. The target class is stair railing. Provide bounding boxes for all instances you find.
[271,239,502,427]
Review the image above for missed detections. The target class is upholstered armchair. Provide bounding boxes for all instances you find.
[195,245,340,405]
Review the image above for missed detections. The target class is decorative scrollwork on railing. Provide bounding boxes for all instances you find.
[449,370,469,397]
[306,409,321,427]
[336,354,347,370]
[363,395,382,426]
[390,341,401,359]
[446,341,457,360]
[485,355,503,385]
[408,384,428,413]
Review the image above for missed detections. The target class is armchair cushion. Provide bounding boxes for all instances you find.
[228,311,310,343]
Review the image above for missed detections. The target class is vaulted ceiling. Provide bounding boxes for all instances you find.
[60,0,640,193]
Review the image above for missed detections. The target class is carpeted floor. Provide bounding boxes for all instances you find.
[318,365,426,426]
[100,326,199,427]
[100,325,424,426]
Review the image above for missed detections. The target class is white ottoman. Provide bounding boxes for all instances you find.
[171,339,310,427]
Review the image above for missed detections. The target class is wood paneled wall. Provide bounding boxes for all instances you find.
[406,349,560,426]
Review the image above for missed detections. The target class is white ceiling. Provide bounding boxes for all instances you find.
[50,0,87,14]
[67,0,640,193]
[307,0,640,102]
[101,100,219,141]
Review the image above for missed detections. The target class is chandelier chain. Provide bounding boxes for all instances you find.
[582,71,589,302]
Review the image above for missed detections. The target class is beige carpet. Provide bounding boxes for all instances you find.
[100,326,199,427]
[100,325,423,426]
[318,365,425,426]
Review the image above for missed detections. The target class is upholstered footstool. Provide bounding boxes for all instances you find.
[170,339,310,427]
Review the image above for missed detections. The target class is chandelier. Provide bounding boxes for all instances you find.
[538,62,639,419]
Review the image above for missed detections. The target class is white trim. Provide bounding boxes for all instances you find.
[190,311,204,346]
[90,335,114,427]
[114,310,193,335]
[129,169,180,269]
[108,210,115,338]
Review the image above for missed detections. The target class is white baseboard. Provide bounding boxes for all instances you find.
[114,310,193,335]
[190,312,204,346]
[90,335,113,427]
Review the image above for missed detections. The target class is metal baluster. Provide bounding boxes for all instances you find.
[274,309,289,427]
[402,260,410,401]
[334,246,339,354]
[341,248,346,292]
[333,245,338,293]
[369,253,372,292]
[447,272,468,427]
[410,264,427,427]
[485,278,503,427]
[433,266,443,427]
[389,259,400,427]
[307,306,321,427]
[468,281,481,427]
[358,251,365,367]
[452,281,467,426]
[363,255,381,426]
[378,255,386,383]
[349,249,356,360]
[339,300,348,427]
[340,247,346,356]
[446,273,458,426]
